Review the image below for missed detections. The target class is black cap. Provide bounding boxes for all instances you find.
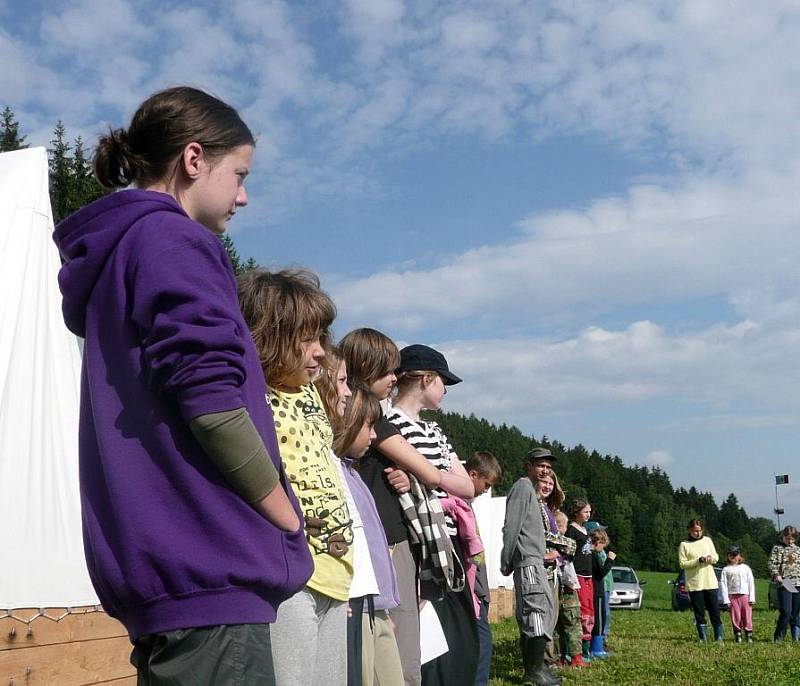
[397,345,462,385]
[526,447,556,463]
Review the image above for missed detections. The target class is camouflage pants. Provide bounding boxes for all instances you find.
[556,588,583,659]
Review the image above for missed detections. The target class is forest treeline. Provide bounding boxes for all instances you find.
[430,410,779,577]
[3,107,779,576]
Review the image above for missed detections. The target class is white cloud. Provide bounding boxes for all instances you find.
[425,313,800,429]
[644,450,674,468]
[331,169,800,334]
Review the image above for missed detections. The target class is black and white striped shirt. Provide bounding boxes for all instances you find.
[385,405,457,536]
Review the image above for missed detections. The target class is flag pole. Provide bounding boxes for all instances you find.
[775,475,782,530]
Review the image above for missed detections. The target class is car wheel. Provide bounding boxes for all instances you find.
[636,595,643,610]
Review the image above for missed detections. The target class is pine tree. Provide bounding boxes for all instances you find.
[0,106,28,152]
[49,121,72,223]
[220,233,243,275]
[71,136,104,209]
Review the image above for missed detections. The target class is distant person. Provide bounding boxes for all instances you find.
[719,546,756,643]
[52,87,311,683]
[553,511,585,669]
[767,525,800,642]
[588,525,616,658]
[678,518,722,642]
[465,451,503,686]
[238,268,353,686]
[502,451,574,686]
[566,498,595,661]
[536,471,569,669]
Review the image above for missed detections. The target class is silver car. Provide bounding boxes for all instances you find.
[609,566,646,610]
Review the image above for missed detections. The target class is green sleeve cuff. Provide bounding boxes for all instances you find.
[190,407,280,504]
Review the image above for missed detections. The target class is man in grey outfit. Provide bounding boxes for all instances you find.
[501,448,562,686]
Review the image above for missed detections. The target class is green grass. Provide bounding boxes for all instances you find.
[489,571,800,686]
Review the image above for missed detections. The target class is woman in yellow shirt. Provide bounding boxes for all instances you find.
[678,518,721,642]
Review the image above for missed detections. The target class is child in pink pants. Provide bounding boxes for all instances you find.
[720,546,756,642]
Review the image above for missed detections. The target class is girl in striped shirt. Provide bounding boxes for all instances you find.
[388,344,477,686]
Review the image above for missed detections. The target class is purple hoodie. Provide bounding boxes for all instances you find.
[53,189,312,640]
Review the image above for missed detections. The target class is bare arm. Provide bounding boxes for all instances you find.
[377,434,443,488]
[438,452,475,499]
[253,486,300,532]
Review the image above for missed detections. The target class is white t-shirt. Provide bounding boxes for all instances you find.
[334,455,379,599]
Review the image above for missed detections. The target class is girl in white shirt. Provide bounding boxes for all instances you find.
[720,546,756,643]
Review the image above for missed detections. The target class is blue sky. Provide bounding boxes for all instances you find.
[3,0,799,526]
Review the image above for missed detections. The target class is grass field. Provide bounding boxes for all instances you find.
[488,571,800,686]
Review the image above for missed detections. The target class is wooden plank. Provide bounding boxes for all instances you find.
[93,677,136,686]
[1,610,127,651]
[489,587,515,623]
[0,635,135,685]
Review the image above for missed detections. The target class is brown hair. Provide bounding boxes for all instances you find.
[590,530,610,546]
[333,384,382,457]
[339,328,400,387]
[238,268,336,386]
[465,451,502,481]
[781,525,798,540]
[687,518,704,530]
[569,498,591,522]
[314,345,346,430]
[94,86,255,189]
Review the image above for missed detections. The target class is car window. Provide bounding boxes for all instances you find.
[612,569,636,584]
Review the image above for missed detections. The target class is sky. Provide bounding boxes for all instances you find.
[2,0,799,526]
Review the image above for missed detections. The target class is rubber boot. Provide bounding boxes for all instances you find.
[569,653,589,668]
[521,636,562,686]
[792,626,800,642]
[697,624,708,642]
[581,639,593,663]
[733,629,742,643]
[590,635,608,659]
[714,623,724,642]
[745,630,754,643]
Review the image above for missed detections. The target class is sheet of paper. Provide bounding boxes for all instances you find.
[419,601,449,664]
[782,578,798,593]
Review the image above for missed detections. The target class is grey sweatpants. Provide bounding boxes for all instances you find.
[387,540,421,686]
[270,587,347,686]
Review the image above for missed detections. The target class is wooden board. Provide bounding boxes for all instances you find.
[1,610,127,650]
[0,608,135,685]
[488,587,516,623]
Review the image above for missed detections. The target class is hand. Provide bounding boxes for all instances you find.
[775,575,783,583]
[608,550,617,560]
[544,550,560,561]
[385,467,411,494]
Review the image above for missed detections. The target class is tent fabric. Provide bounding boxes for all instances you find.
[472,490,514,589]
[0,147,98,608]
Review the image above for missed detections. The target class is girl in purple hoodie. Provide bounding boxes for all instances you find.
[53,87,312,685]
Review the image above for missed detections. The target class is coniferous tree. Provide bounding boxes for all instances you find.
[71,136,104,210]
[220,233,243,275]
[0,106,28,152]
[49,121,72,223]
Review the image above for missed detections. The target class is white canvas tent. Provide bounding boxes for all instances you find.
[0,146,98,609]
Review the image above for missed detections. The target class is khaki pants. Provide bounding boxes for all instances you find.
[361,610,404,686]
